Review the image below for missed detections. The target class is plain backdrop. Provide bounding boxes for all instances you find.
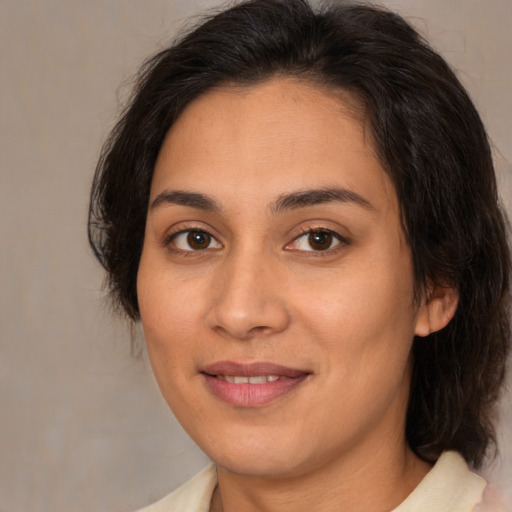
[1,1,511,511]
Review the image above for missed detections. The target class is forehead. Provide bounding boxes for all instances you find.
[152,78,396,214]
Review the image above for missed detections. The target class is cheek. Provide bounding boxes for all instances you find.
[137,257,194,376]
[137,277,201,414]
[138,254,203,336]
[289,255,417,371]
[294,266,414,335]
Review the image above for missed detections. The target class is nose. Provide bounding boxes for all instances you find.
[205,250,290,340]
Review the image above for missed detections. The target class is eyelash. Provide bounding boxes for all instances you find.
[164,226,221,254]
[164,226,349,255]
[287,227,349,255]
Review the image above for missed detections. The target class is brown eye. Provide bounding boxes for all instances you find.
[187,230,211,249]
[287,229,344,252]
[170,229,222,251]
[308,231,333,251]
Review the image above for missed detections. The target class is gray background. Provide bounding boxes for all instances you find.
[1,1,511,511]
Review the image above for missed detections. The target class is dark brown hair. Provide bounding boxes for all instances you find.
[88,0,511,468]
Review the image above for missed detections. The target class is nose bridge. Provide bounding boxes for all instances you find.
[206,243,289,339]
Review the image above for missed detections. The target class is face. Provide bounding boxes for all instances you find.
[137,78,429,479]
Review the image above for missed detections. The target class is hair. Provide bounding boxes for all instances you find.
[88,0,511,468]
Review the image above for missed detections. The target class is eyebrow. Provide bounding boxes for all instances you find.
[150,186,373,214]
[272,187,373,213]
[150,190,222,213]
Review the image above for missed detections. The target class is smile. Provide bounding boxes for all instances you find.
[201,362,310,407]
[217,375,282,384]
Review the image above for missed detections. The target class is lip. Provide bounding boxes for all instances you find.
[201,361,310,408]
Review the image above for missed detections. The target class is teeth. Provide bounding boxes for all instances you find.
[219,375,281,384]
[248,376,267,384]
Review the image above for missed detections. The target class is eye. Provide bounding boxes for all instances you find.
[169,229,222,251]
[289,229,345,252]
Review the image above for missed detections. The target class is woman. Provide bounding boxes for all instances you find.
[88,0,511,510]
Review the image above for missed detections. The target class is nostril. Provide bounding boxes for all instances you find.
[205,299,290,340]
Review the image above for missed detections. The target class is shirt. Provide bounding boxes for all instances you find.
[137,451,486,512]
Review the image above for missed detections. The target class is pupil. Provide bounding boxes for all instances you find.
[309,231,332,251]
[187,231,210,249]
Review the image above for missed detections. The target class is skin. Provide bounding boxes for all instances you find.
[137,78,458,512]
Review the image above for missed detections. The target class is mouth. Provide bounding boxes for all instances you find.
[200,361,310,407]
[217,375,283,384]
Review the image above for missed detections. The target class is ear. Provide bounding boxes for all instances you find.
[414,283,459,337]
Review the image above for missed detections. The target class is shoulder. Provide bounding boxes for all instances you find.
[393,451,486,512]
[135,464,217,512]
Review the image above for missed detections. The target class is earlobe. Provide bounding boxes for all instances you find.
[414,284,459,338]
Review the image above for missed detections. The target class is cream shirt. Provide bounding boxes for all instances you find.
[137,451,486,512]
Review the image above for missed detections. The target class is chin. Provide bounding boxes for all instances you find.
[214,453,304,479]
[198,430,318,479]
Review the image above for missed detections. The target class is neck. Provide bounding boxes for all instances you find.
[210,441,431,512]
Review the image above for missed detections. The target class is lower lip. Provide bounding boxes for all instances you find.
[203,374,308,407]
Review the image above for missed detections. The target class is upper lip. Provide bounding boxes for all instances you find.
[201,361,309,378]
